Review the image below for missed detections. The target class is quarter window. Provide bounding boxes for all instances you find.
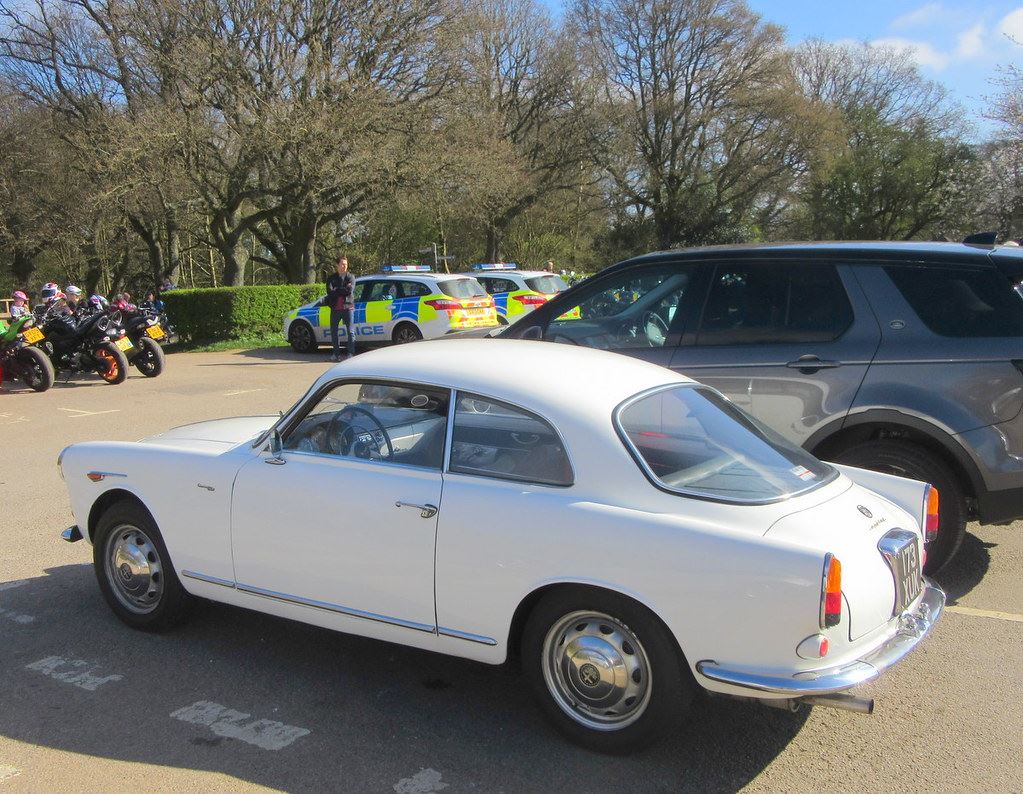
[885,265,1023,337]
[284,381,449,469]
[697,264,853,345]
[449,393,573,486]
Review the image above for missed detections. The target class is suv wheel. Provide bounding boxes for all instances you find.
[832,440,966,574]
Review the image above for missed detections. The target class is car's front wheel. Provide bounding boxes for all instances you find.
[288,321,318,353]
[93,500,193,630]
[522,587,693,753]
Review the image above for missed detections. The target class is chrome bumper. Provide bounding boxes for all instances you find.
[696,581,945,696]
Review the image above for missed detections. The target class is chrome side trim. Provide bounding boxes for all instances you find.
[181,570,236,588]
[438,626,498,646]
[235,582,436,634]
[696,582,945,696]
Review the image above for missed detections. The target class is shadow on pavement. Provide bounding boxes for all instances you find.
[932,526,993,604]
[0,564,808,792]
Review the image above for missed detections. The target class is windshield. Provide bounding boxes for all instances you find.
[526,275,568,293]
[616,385,835,503]
[440,278,487,299]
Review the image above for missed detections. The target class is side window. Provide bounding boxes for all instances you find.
[284,381,449,469]
[400,281,430,297]
[477,277,498,295]
[545,265,693,348]
[885,265,1023,337]
[487,278,515,293]
[353,282,371,303]
[697,264,853,345]
[449,393,573,486]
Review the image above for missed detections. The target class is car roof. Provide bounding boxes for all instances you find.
[315,339,691,427]
[356,273,478,282]
[472,270,552,278]
[617,240,1023,269]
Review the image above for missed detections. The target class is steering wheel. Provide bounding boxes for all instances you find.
[642,311,670,346]
[326,406,394,460]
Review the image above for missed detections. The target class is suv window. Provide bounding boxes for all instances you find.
[480,277,516,294]
[449,393,573,486]
[697,264,853,345]
[885,265,1023,337]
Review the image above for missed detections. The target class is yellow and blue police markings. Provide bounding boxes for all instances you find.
[470,263,581,322]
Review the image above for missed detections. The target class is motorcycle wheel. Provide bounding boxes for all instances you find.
[93,343,129,384]
[134,336,165,377]
[18,346,55,392]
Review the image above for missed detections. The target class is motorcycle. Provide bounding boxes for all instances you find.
[0,315,55,392]
[117,303,166,377]
[38,302,131,385]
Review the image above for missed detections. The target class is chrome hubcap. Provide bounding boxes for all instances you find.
[541,610,651,730]
[104,525,163,614]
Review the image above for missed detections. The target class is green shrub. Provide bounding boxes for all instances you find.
[163,285,324,343]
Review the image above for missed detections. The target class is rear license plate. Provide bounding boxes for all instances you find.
[23,327,44,344]
[878,529,922,615]
[146,325,166,340]
[115,337,133,352]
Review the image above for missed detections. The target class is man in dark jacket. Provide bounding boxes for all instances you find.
[324,255,357,361]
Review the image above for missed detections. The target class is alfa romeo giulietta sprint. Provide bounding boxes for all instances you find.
[59,340,943,752]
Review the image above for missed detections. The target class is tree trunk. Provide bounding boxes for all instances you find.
[11,247,35,285]
[166,208,181,286]
[485,226,501,262]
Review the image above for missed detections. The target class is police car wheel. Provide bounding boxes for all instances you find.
[288,321,317,353]
[392,323,423,344]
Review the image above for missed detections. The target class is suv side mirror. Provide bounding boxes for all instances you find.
[519,325,543,341]
[266,429,286,465]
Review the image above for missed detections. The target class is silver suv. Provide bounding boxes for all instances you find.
[503,242,1023,572]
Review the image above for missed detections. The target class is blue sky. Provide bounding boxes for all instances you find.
[551,2,1023,140]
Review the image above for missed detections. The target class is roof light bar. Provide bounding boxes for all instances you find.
[471,263,517,271]
[381,264,432,273]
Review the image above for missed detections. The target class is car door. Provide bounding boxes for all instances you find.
[230,380,450,630]
[537,262,710,369]
[670,261,881,447]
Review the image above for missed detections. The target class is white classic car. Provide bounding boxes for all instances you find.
[58,340,944,752]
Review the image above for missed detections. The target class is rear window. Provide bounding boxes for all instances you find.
[616,386,835,503]
[885,265,1023,337]
[439,278,487,299]
[526,275,568,293]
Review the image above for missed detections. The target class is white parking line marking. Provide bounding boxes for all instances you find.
[0,580,27,593]
[0,764,21,782]
[57,408,120,417]
[946,605,1023,623]
[394,768,449,794]
[0,608,35,624]
[25,656,123,691]
[223,389,263,396]
[1,416,28,425]
[170,701,310,750]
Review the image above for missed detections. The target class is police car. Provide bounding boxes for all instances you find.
[467,264,577,323]
[284,266,499,353]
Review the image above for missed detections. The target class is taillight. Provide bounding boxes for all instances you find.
[513,293,548,306]
[820,554,842,628]
[923,484,939,544]
[424,298,462,311]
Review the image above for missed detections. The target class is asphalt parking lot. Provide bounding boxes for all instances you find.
[1,348,1022,792]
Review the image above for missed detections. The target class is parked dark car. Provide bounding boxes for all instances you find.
[500,241,1023,572]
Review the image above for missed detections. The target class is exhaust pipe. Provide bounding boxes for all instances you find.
[802,694,874,714]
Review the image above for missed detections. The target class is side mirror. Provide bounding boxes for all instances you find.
[519,325,543,341]
[266,429,286,465]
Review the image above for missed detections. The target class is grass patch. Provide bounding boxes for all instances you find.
[167,332,288,353]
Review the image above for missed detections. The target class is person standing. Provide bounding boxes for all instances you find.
[324,255,356,361]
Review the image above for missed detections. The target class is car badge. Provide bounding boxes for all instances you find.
[857,505,873,519]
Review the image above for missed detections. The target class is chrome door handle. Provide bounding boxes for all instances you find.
[395,501,438,518]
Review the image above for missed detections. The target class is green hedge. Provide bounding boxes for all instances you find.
[163,285,324,342]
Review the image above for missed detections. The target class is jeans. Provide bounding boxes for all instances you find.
[330,308,354,358]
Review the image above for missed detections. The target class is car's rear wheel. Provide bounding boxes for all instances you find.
[288,321,318,353]
[831,440,966,574]
[522,587,692,753]
[93,500,193,630]
[392,322,423,344]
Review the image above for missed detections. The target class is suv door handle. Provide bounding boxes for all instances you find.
[786,355,841,372]
[395,501,438,519]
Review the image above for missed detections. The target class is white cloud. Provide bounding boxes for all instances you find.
[870,37,951,70]
[956,23,985,59]
[891,3,947,31]
[998,8,1023,43]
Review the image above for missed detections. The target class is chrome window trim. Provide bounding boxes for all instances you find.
[613,383,838,506]
[442,388,457,473]
[446,389,576,487]
[281,448,445,476]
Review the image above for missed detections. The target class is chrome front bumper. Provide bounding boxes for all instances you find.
[696,582,945,696]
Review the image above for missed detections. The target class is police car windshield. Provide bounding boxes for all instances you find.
[440,278,487,299]
[526,275,568,293]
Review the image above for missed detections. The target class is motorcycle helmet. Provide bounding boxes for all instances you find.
[12,290,28,302]
[89,294,108,310]
[65,285,82,297]
[39,282,59,301]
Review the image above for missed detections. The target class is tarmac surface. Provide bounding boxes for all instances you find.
[0,347,1021,792]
